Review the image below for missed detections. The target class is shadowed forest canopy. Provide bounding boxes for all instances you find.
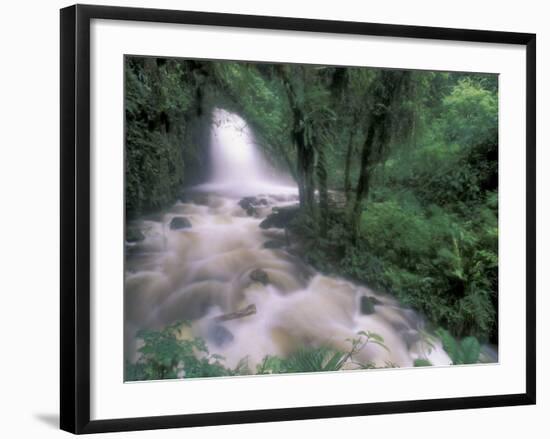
[125,56,498,344]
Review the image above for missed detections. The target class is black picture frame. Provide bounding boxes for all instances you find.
[60,4,536,434]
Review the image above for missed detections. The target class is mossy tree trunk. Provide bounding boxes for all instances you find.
[278,66,316,214]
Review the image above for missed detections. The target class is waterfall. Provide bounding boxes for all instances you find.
[210,109,265,186]
[197,108,296,197]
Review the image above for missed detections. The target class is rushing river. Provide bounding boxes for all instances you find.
[124,109,454,373]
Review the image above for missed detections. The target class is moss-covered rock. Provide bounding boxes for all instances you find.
[259,204,299,229]
[359,296,378,315]
[250,268,269,285]
[170,216,192,230]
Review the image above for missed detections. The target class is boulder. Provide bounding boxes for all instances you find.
[238,196,269,216]
[239,197,256,216]
[250,268,269,285]
[169,216,192,230]
[360,296,379,315]
[259,204,300,229]
[126,227,145,243]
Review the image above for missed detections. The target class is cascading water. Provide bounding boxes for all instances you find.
[125,109,455,375]
[197,108,296,196]
[209,109,265,188]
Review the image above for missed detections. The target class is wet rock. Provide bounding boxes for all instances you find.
[263,240,285,249]
[259,204,300,229]
[208,325,234,347]
[169,216,192,230]
[238,196,269,216]
[239,197,256,216]
[126,227,145,243]
[360,296,379,315]
[250,268,269,285]
[214,304,257,322]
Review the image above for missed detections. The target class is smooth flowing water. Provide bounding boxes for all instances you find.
[125,109,453,372]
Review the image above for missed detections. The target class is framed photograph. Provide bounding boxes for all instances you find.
[60,4,536,434]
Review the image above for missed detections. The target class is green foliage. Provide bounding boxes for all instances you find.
[287,72,498,340]
[290,194,497,340]
[255,355,285,375]
[125,321,245,381]
[436,328,481,365]
[441,78,498,147]
[278,347,349,373]
[413,358,433,367]
[358,198,497,338]
[125,57,199,217]
[257,331,387,374]
[128,325,388,380]
[212,62,296,175]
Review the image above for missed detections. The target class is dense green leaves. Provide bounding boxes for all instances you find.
[255,331,388,374]
[277,69,498,342]
[358,199,497,338]
[127,327,387,379]
[125,57,202,217]
[276,347,348,373]
[413,358,433,367]
[125,321,243,381]
[441,78,498,147]
[436,328,481,365]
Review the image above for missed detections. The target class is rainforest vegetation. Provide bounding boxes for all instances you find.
[125,56,498,380]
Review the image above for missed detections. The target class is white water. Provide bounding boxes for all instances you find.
[196,109,297,197]
[125,109,454,374]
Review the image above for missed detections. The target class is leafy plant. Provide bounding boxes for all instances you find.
[125,57,199,217]
[436,328,481,365]
[413,358,433,367]
[125,321,246,381]
[280,346,349,373]
[127,325,392,380]
[256,331,388,375]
